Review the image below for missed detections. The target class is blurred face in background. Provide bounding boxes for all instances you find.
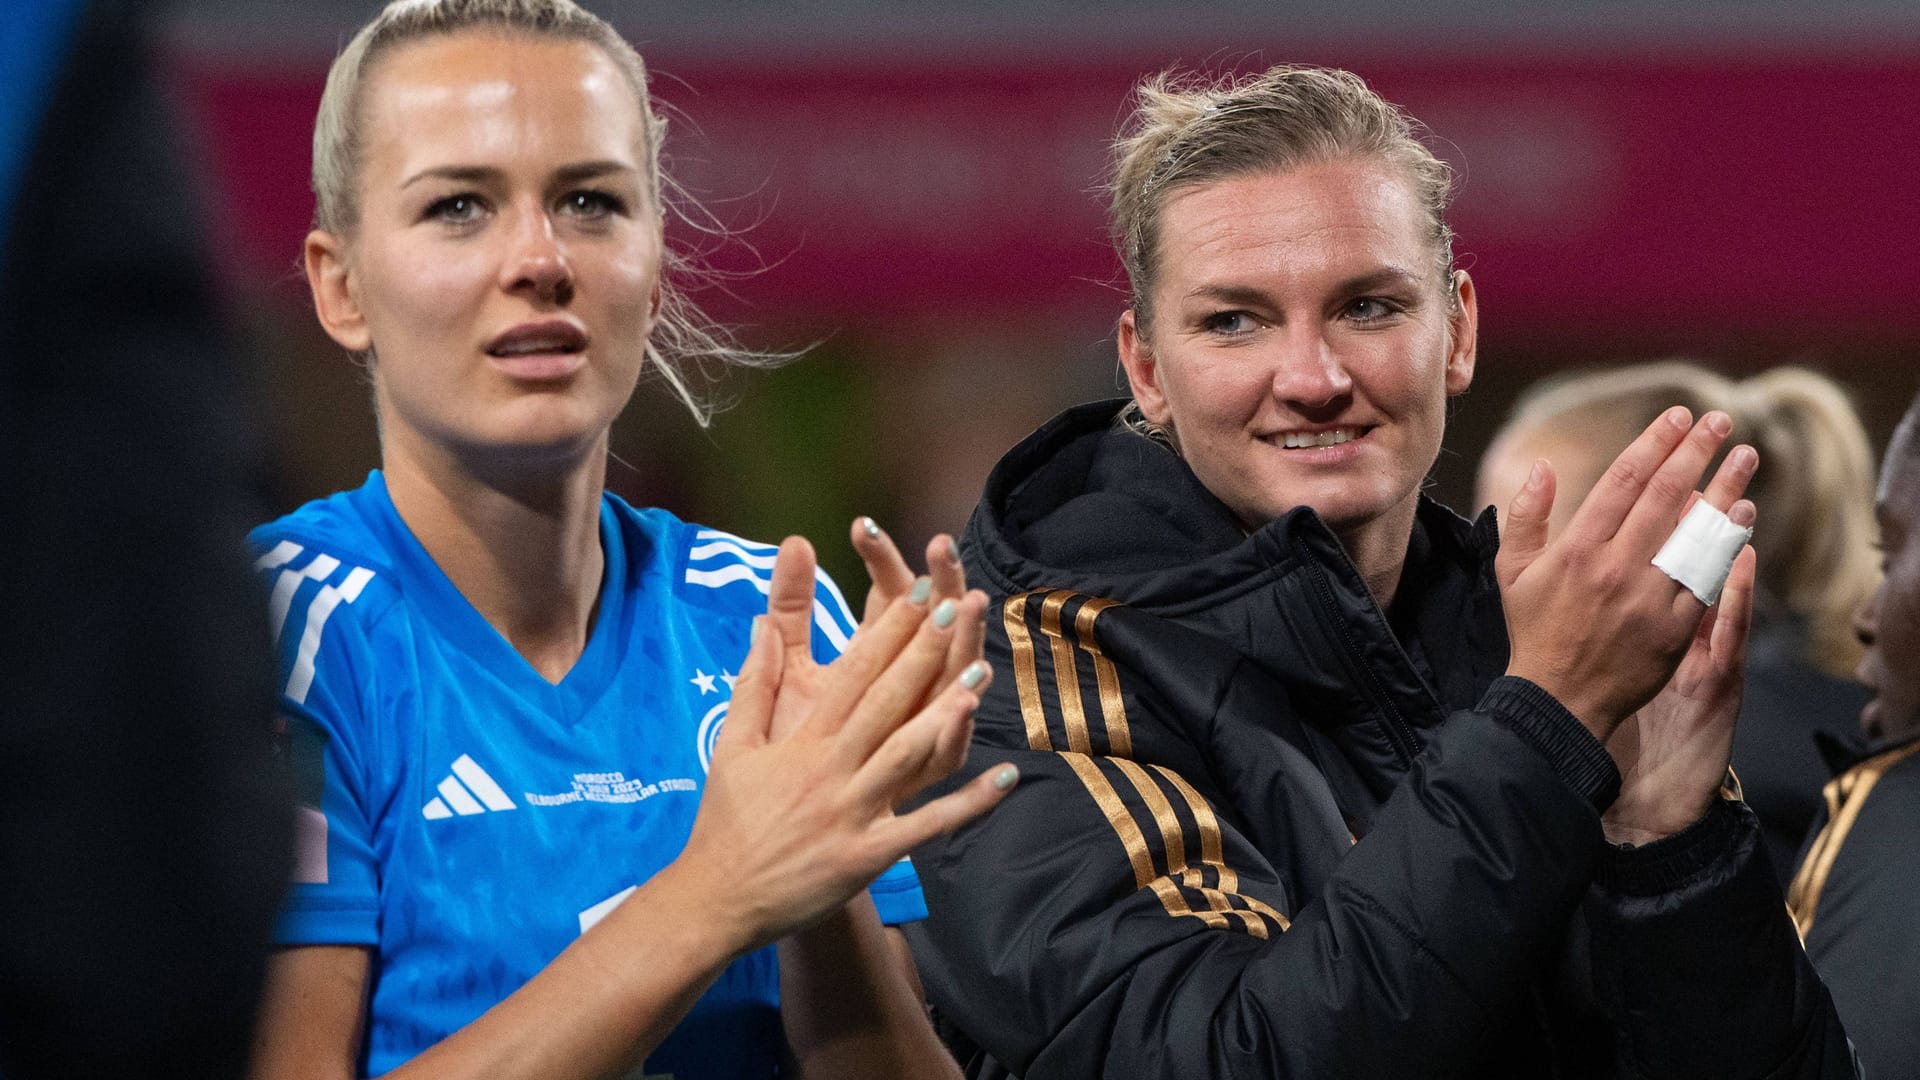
[1476,419,1611,539]
[1856,413,1920,743]
[1118,157,1476,549]
[305,30,661,473]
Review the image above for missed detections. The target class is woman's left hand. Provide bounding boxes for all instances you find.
[1602,536,1758,847]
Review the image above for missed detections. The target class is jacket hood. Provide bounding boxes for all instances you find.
[963,398,1499,618]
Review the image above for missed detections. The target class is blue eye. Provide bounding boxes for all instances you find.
[427,194,485,225]
[1202,310,1258,335]
[1345,297,1399,323]
[563,190,624,219]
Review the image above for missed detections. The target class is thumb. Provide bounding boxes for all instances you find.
[1495,458,1556,591]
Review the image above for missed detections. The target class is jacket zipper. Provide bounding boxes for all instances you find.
[1295,540,1423,768]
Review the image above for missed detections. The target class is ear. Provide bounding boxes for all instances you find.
[305,229,372,353]
[1117,308,1172,424]
[1444,270,1478,396]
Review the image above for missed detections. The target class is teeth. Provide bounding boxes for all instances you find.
[1281,428,1360,449]
[494,340,573,356]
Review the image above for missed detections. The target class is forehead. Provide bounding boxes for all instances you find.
[1154,158,1434,294]
[358,31,645,179]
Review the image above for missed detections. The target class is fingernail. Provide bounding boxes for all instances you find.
[1667,406,1691,430]
[1731,445,1758,471]
[960,660,989,689]
[992,765,1020,791]
[749,616,762,644]
[1706,411,1731,436]
[1526,459,1545,489]
[909,576,932,604]
[860,516,881,538]
[1730,501,1757,527]
[944,536,961,562]
[933,599,957,628]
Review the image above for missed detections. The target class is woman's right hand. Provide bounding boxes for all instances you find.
[672,537,1015,954]
[1496,408,1758,743]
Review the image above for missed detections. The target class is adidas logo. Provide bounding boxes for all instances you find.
[422,755,518,820]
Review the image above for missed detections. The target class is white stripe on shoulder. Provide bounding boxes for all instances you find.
[684,563,771,594]
[813,568,859,636]
[284,565,377,706]
[269,553,341,646]
[254,540,304,572]
[688,539,779,569]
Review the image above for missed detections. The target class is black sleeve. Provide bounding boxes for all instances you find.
[1587,798,1857,1079]
[0,2,291,1076]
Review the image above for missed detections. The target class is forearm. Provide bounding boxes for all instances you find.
[779,896,959,1080]
[389,858,753,1080]
[1588,800,1858,1080]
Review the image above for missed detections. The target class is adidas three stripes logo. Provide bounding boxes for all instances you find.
[422,755,518,820]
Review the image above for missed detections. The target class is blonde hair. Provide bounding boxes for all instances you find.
[1108,64,1457,331]
[311,0,783,427]
[1501,362,1880,677]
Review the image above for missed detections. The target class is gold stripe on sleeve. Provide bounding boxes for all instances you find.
[1153,764,1292,933]
[1061,751,1157,889]
[1040,591,1092,753]
[1005,592,1052,752]
[1788,740,1920,938]
[1073,597,1132,758]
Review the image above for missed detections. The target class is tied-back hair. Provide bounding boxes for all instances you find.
[312,0,789,427]
[1502,361,1880,678]
[1106,64,1458,449]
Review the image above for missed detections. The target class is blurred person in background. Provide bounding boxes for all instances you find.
[1786,390,1920,1080]
[0,0,292,1076]
[903,65,1853,1078]
[243,2,1014,1078]
[1476,362,1878,883]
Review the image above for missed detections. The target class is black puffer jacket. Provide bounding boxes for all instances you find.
[906,400,1853,1079]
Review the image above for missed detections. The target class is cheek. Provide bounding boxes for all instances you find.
[362,242,493,341]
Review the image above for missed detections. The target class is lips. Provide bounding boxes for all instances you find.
[486,320,588,358]
[1263,425,1375,450]
[484,320,589,381]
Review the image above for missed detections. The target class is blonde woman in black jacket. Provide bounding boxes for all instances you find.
[890,66,1855,1079]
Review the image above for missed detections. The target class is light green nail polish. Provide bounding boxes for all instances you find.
[992,765,1019,791]
[861,516,881,538]
[909,576,932,604]
[933,599,957,628]
[960,660,988,690]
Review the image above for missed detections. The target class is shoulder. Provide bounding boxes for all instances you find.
[619,499,858,659]
[250,485,404,707]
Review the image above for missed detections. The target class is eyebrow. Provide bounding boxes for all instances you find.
[1183,266,1428,306]
[399,160,639,190]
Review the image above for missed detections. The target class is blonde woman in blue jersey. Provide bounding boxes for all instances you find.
[245,2,1013,1077]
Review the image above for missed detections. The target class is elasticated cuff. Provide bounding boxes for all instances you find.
[1478,675,1620,809]
[1593,795,1745,896]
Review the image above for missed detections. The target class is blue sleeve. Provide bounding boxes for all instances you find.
[869,858,929,925]
[255,539,385,946]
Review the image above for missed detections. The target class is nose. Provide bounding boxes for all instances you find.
[1269,327,1354,412]
[502,207,574,306]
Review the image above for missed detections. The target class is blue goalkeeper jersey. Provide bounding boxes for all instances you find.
[251,471,925,1078]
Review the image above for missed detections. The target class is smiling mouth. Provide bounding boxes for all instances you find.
[1272,426,1371,449]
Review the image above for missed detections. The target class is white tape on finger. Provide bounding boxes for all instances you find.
[1651,501,1753,606]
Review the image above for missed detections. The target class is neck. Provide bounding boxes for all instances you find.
[1334,498,1418,613]
[382,426,609,684]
